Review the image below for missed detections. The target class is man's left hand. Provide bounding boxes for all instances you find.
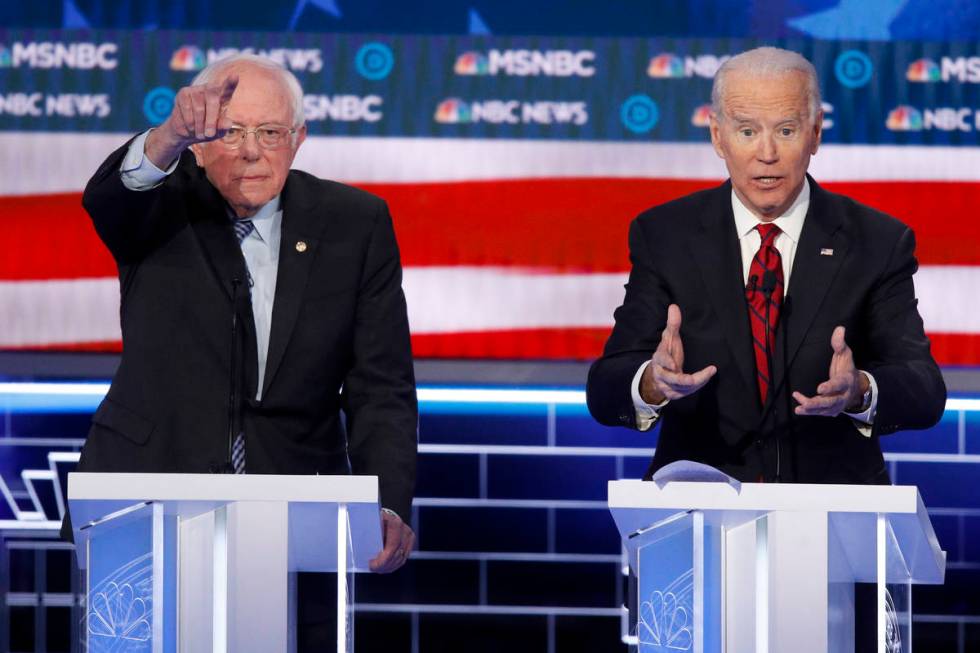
[369,509,415,573]
[793,326,869,417]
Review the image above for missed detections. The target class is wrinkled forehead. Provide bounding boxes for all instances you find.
[719,70,811,121]
[220,63,294,125]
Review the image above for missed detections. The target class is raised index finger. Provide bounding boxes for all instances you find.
[218,74,239,107]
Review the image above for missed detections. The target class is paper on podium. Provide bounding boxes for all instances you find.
[651,459,742,492]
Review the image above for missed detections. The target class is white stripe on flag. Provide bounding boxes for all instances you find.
[0,265,976,347]
[403,268,625,333]
[914,266,980,333]
[5,132,980,195]
[0,277,121,346]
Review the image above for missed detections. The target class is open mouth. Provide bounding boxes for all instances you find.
[753,176,783,187]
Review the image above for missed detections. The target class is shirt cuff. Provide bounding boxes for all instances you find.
[120,129,179,190]
[844,370,878,437]
[631,360,668,432]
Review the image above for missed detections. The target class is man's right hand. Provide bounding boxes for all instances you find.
[640,304,717,404]
[144,75,239,170]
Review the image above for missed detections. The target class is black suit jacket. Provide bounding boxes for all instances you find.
[74,142,418,521]
[587,177,946,484]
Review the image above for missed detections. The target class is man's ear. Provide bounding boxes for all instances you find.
[709,112,725,159]
[190,143,205,167]
[811,109,824,155]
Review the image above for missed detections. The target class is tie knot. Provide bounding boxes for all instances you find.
[232,219,255,244]
[756,223,780,244]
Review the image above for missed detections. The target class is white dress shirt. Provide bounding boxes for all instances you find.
[120,129,281,400]
[631,179,877,434]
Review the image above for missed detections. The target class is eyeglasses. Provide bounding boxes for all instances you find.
[219,124,297,150]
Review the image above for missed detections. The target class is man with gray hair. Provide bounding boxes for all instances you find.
[588,46,945,487]
[74,53,418,585]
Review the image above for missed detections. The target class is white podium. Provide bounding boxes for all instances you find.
[68,473,383,653]
[609,480,946,653]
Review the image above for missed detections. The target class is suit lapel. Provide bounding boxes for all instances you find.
[689,182,758,398]
[261,175,324,397]
[183,162,260,398]
[184,162,249,300]
[782,177,848,370]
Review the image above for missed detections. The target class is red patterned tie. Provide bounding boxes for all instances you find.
[746,224,784,404]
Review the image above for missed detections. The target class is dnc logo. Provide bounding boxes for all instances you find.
[355,42,394,80]
[906,59,941,83]
[434,98,471,124]
[647,54,685,79]
[834,50,873,89]
[886,106,923,131]
[621,95,659,134]
[690,104,712,128]
[143,87,176,125]
[170,46,206,72]
[455,51,490,75]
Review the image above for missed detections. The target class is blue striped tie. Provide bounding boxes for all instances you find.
[231,219,253,473]
[232,219,255,243]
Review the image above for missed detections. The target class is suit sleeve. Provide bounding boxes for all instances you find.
[342,200,419,523]
[82,138,188,264]
[863,227,946,435]
[587,216,670,429]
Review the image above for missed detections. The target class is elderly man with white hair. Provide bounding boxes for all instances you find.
[588,46,945,487]
[72,53,418,582]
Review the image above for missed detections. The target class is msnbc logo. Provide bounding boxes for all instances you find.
[455,51,490,75]
[691,104,712,128]
[906,59,941,83]
[434,98,471,124]
[647,54,684,79]
[886,106,923,131]
[170,46,206,72]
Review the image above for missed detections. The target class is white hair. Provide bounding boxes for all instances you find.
[192,53,305,126]
[711,47,822,123]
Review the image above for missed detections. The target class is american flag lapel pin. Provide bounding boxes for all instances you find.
[820,248,834,256]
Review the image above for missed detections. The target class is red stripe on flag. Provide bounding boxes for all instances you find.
[0,192,115,280]
[3,179,980,279]
[410,327,613,359]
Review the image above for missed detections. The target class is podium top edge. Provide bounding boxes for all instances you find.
[67,472,379,504]
[607,479,922,514]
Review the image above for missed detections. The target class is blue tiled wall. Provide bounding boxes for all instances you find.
[2,384,980,652]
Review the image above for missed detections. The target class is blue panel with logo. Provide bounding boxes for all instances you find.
[2,29,980,145]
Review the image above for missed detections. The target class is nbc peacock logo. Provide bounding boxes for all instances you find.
[169,46,206,72]
[906,58,941,83]
[454,51,489,75]
[691,104,712,127]
[434,98,472,124]
[647,53,685,79]
[886,106,923,131]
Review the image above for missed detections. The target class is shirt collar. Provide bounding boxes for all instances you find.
[731,178,809,245]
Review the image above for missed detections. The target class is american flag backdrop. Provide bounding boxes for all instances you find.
[3,135,979,363]
[2,31,979,364]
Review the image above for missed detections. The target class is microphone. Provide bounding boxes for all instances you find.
[225,277,242,474]
[761,270,777,299]
[761,270,780,479]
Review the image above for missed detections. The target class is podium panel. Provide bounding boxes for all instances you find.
[69,473,382,653]
[609,480,946,653]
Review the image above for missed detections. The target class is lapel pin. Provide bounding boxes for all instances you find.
[820,248,834,256]
[295,240,308,253]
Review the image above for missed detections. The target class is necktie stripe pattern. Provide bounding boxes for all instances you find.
[231,218,253,473]
[232,218,255,243]
[746,223,784,404]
